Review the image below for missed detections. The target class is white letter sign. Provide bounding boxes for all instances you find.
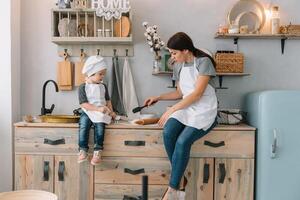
[94,0,131,20]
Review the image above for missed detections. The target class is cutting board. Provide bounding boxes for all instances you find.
[114,16,131,37]
[57,53,73,91]
[75,52,86,86]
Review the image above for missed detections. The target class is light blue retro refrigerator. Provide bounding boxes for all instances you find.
[244,90,300,200]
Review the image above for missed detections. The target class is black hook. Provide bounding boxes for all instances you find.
[97,49,100,56]
[125,49,128,57]
[63,49,68,58]
[113,49,117,56]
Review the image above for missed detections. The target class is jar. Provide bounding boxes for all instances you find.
[271,6,280,34]
[228,22,239,34]
[104,29,111,37]
[97,29,103,37]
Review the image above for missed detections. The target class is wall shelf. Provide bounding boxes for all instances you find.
[215,33,300,54]
[152,71,250,89]
[51,8,133,56]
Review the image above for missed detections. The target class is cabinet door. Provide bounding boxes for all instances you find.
[214,159,254,200]
[184,158,214,200]
[54,156,93,200]
[15,154,54,192]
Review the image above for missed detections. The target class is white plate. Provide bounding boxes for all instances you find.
[227,0,265,31]
[235,11,261,33]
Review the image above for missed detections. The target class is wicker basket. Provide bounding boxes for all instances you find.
[287,25,300,35]
[215,53,244,73]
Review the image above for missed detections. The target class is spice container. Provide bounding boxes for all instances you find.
[105,29,111,37]
[271,6,280,34]
[97,29,103,37]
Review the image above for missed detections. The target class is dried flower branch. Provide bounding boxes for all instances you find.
[142,21,165,59]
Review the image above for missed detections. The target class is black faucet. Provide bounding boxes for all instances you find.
[41,80,59,115]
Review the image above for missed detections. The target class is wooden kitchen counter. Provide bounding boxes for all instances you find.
[14,121,255,131]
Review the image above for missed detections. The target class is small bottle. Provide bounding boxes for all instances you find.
[271,6,280,34]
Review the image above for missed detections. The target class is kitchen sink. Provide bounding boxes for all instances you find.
[40,115,80,123]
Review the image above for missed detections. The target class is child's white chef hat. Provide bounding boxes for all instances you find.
[82,55,107,77]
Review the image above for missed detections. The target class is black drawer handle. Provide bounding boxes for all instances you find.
[58,161,65,181]
[218,163,226,184]
[123,195,141,200]
[44,138,65,145]
[124,141,145,146]
[203,163,210,183]
[124,168,145,175]
[43,161,49,181]
[204,140,225,148]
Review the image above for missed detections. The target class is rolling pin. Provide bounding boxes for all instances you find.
[133,118,160,125]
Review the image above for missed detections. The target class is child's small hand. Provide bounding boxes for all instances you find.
[110,112,117,119]
[97,106,111,114]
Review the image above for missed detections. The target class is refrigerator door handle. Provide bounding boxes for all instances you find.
[271,129,278,159]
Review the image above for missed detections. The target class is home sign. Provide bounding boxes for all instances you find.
[93,0,131,20]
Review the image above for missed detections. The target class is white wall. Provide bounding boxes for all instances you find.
[0,0,12,192]
[0,0,21,192]
[20,0,300,118]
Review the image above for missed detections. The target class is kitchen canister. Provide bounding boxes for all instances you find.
[97,29,103,37]
[105,29,111,37]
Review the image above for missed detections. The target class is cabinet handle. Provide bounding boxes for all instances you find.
[124,168,145,175]
[44,138,65,145]
[203,163,210,183]
[58,161,65,181]
[122,195,141,200]
[204,140,225,148]
[43,161,49,181]
[124,141,145,146]
[218,163,226,184]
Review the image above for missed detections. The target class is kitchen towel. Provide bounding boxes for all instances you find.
[110,55,126,115]
[122,57,140,120]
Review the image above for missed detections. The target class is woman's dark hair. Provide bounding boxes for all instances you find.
[167,32,216,67]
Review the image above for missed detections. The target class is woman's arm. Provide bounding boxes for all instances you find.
[158,75,210,126]
[144,84,183,106]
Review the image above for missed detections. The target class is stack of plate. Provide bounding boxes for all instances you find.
[227,0,266,34]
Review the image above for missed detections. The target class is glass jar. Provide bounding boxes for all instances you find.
[104,29,111,37]
[153,57,162,73]
[97,29,103,37]
[271,6,280,34]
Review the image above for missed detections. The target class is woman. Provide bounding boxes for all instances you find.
[144,32,218,199]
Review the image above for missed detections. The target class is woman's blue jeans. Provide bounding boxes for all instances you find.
[163,117,217,189]
[78,112,105,152]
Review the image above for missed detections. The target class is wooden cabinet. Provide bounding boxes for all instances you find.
[15,154,93,200]
[14,122,255,200]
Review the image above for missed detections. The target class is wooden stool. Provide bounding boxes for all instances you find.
[0,190,57,200]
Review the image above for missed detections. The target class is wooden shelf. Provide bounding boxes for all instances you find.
[215,33,300,54]
[152,71,250,76]
[152,71,173,76]
[52,36,133,45]
[215,33,300,39]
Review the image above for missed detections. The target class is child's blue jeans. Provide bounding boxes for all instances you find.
[163,117,217,189]
[78,112,105,152]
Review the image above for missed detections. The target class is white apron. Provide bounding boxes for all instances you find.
[170,58,217,130]
[82,82,112,124]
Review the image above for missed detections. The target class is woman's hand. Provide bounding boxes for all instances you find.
[144,96,159,107]
[158,108,175,127]
[97,106,111,114]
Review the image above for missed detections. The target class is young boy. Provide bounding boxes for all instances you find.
[78,55,116,165]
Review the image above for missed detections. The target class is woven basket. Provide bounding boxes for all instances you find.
[215,53,244,73]
[287,25,300,34]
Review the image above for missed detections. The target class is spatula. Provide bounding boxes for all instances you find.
[132,105,147,113]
